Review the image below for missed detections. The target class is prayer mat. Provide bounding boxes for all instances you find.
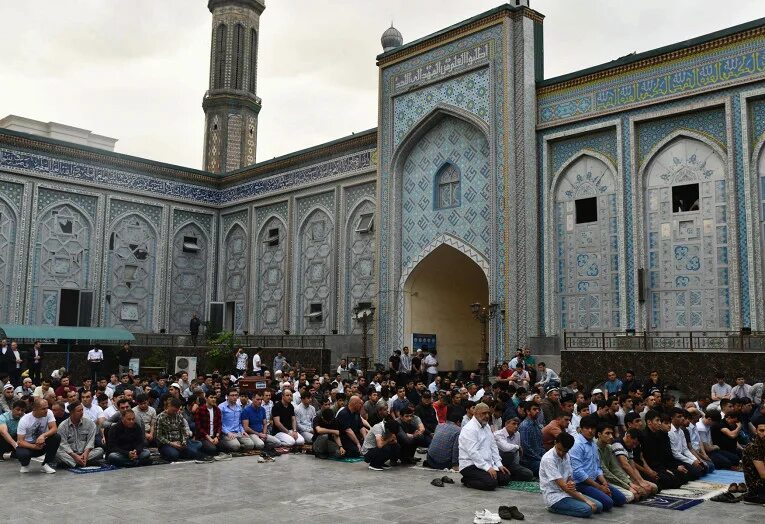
[701,470,745,485]
[231,450,261,457]
[636,495,703,511]
[498,481,541,494]
[330,456,365,463]
[659,480,729,500]
[67,465,118,474]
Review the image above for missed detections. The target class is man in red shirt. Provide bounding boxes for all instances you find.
[54,376,77,400]
[433,391,448,424]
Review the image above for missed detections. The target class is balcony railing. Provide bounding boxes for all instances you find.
[563,330,765,352]
[131,332,325,349]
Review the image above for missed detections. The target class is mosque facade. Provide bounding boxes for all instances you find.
[2,0,765,369]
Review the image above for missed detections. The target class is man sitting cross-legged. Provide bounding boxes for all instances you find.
[241,391,281,450]
[458,402,511,491]
[194,390,224,457]
[218,388,255,453]
[156,397,203,462]
[272,388,305,448]
[742,420,765,504]
[55,401,104,468]
[107,408,151,467]
[539,432,602,518]
[596,422,642,502]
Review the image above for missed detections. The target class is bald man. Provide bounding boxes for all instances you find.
[336,396,369,457]
[16,399,61,473]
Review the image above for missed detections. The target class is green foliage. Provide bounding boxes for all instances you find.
[206,330,239,371]
[142,347,169,368]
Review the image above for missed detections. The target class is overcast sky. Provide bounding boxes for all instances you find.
[0,1,760,169]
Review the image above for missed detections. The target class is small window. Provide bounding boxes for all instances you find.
[575,197,598,224]
[58,219,73,234]
[435,163,461,209]
[265,228,280,247]
[355,301,372,321]
[672,183,700,213]
[308,303,323,323]
[182,236,200,253]
[356,213,374,234]
[310,221,326,241]
[109,232,115,251]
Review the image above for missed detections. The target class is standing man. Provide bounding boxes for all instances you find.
[189,314,201,347]
[0,338,9,379]
[234,347,248,377]
[272,352,286,374]
[117,343,133,376]
[251,347,262,376]
[411,349,423,381]
[458,402,510,490]
[87,345,104,383]
[423,347,439,386]
[55,401,103,468]
[15,399,60,474]
[9,341,23,386]
[398,347,412,386]
[27,341,43,386]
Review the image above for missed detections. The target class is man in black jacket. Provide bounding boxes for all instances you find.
[27,341,44,386]
[117,344,133,376]
[640,410,688,490]
[414,391,438,436]
[107,409,150,467]
[189,314,201,347]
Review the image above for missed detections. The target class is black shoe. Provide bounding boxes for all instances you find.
[431,478,444,487]
[441,476,455,484]
[498,506,524,520]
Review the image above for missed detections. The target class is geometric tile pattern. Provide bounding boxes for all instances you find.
[400,116,490,270]
[636,107,727,165]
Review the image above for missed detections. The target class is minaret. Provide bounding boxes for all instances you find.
[203,0,265,173]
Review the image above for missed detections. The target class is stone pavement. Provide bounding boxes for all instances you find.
[0,454,762,523]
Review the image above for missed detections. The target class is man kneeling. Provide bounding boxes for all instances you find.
[56,401,104,467]
[458,402,510,490]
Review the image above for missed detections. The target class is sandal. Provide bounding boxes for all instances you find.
[728,483,739,493]
[441,475,455,484]
[431,478,444,487]
[738,483,748,493]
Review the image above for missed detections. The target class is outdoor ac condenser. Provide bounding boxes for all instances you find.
[175,356,197,380]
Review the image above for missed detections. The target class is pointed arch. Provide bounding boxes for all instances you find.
[255,214,288,334]
[0,197,18,323]
[169,222,210,332]
[295,207,334,334]
[344,198,376,334]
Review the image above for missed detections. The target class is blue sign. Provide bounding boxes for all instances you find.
[412,333,436,351]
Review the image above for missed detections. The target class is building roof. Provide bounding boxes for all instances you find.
[538,16,765,89]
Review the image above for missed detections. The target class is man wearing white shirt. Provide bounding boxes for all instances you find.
[467,382,485,403]
[731,375,753,400]
[251,348,262,375]
[87,346,104,383]
[668,408,705,479]
[423,348,438,385]
[80,390,106,427]
[493,417,534,480]
[710,373,732,401]
[458,402,510,490]
[428,376,441,394]
[535,363,561,392]
[539,432,601,518]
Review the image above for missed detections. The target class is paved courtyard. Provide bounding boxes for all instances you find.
[1,454,762,523]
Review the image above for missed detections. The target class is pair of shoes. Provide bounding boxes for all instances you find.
[368,465,384,471]
[498,506,524,520]
[41,463,56,474]
[213,453,232,461]
[473,509,501,524]
[19,466,29,473]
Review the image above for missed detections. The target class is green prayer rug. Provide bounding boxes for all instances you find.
[499,480,541,493]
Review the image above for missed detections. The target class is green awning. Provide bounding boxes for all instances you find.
[0,324,135,342]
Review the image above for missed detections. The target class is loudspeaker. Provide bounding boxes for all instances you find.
[637,268,646,303]
[208,302,224,336]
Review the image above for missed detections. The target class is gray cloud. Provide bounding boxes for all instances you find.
[0,0,760,168]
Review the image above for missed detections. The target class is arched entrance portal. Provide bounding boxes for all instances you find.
[403,244,488,371]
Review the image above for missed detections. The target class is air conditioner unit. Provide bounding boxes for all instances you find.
[175,356,197,380]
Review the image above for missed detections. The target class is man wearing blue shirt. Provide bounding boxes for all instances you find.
[603,371,623,399]
[218,389,255,452]
[519,401,544,476]
[569,415,626,511]
[241,392,280,449]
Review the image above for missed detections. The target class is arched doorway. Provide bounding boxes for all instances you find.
[403,244,488,371]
